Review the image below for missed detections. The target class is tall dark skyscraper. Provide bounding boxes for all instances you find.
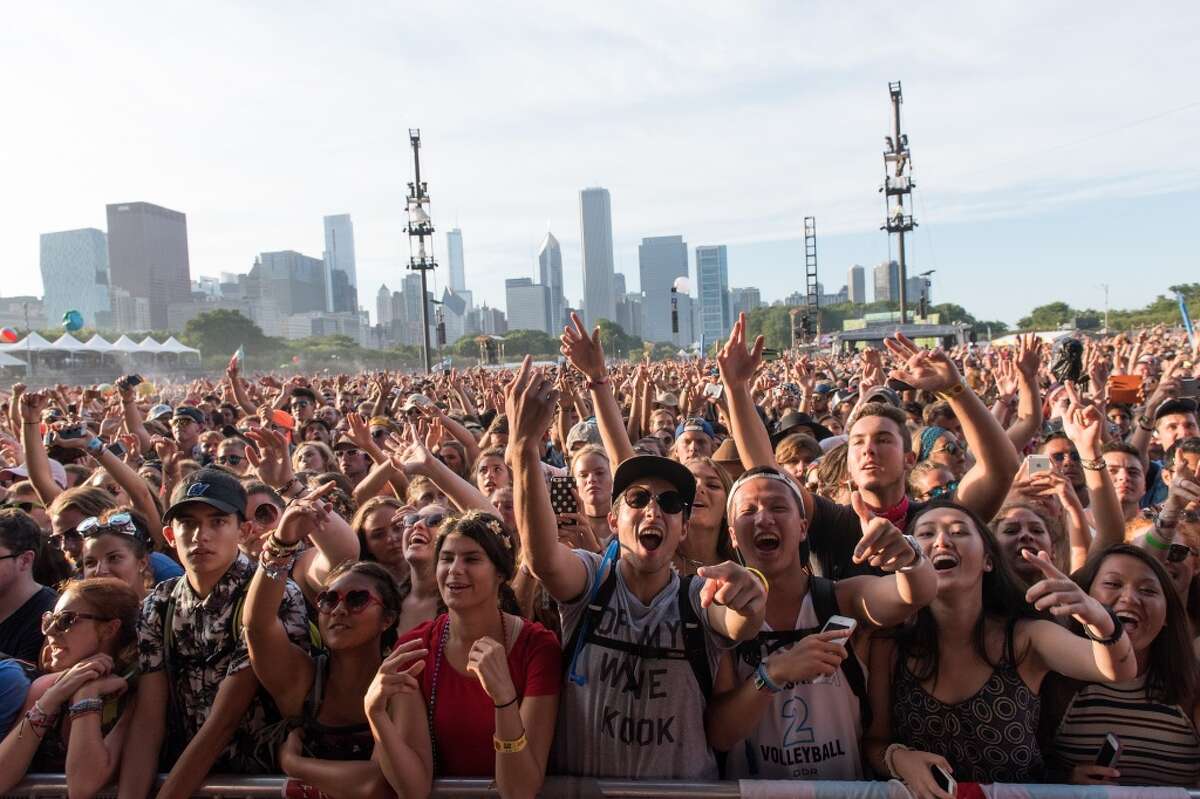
[538,230,564,331]
[323,214,358,313]
[105,202,191,330]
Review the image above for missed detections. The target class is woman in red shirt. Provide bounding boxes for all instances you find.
[367,510,560,799]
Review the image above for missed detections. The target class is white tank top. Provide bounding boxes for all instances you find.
[725,591,866,780]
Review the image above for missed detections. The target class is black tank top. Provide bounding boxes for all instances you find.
[295,653,374,762]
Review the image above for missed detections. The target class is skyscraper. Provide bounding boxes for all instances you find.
[729,287,762,320]
[105,202,191,330]
[847,265,866,304]
[376,284,393,328]
[39,228,111,330]
[249,251,328,315]
[874,260,900,304]
[323,214,358,313]
[446,228,466,293]
[505,278,552,333]
[695,245,731,346]
[638,235,687,344]
[538,231,564,331]
[579,188,615,326]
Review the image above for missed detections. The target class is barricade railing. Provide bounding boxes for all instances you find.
[6,776,1200,799]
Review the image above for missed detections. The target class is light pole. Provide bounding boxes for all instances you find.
[1099,284,1110,332]
[405,129,437,373]
[881,81,917,324]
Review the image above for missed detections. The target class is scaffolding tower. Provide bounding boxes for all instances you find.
[881,81,917,324]
[405,129,437,372]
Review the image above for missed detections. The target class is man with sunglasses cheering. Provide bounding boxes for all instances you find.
[123,469,311,799]
[507,356,766,779]
[0,509,58,663]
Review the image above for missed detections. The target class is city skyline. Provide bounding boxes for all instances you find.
[4,5,1199,326]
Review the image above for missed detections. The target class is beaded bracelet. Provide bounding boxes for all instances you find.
[259,549,297,580]
[67,698,104,719]
[883,743,911,778]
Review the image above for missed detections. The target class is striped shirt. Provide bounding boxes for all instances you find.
[1049,674,1200,787]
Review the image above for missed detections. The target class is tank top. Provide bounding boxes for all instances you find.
[294,653,374,762]
[725,592,865,780]
[893,625,1044,783]
[1049,674,1200,786]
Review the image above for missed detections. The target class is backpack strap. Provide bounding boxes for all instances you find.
[677,574,713,703]
[562,560,620,684]
[809,575,872,730]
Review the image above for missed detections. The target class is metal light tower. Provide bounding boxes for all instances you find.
[405,129,437,372]
[881,81,917,324]
[802,216,819,342]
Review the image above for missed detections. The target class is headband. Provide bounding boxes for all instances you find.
[726,467,806,519]
[918,425,950,462]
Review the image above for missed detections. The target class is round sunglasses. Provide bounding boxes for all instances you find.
[403,511,447,529]
[621,488,688,515]
[78,512,142,540]
[314,589,384,615]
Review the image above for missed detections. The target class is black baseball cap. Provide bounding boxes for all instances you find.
[173,405,205,424]
[772,410,834,444]
[611,455,696,512]
[164,468,248,523]
[1155,398,1198,422]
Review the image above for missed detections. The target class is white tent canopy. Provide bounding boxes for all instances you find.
[0,350,26,367]
[160,336,200,355]
[109,335,142,353]
[136,337,165,353]
[83,334,114,352]
[50,334,87,352]
[0,332,55,352]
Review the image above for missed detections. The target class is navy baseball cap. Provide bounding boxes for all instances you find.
[164,468,248,523]
[173,406,205,424]
[674,417,715,439]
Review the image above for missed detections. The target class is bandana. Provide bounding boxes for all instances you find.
[868,494,910,527]
[918,426,950,462]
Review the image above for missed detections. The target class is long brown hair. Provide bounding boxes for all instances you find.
[66,577,141,673]
[434,511,521,616]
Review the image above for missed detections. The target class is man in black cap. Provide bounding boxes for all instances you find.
[1132,397,1199,506]
[506,356,765,779]
[123,468,310,798]
[170,405,208,463]
[772,410,834,446]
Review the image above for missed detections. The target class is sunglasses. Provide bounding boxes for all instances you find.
[41,609,112,635]
[621,488,688,515]
[1049,451,1082,464]
[217,454,245,466]
[1168,543,1200,563]
[315,589,384,615]
[370,428,388,439]
[253,503,280,525]
[50,529,83,548]
[403,512,447,529]
[924,481,960,500]
[1,500,45,513]
[78,512,141,540]
[935,441,962,457]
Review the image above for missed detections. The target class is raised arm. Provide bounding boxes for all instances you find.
[1129,359,1180,464]
[561,313,634,464]
[885,333,1020,521]
[117,379,153,455]
[717,313,776,470]
[1005,334,1044,451]
[18,392,62,506]
[1057,385,1124,557]
[226,362,258,417]
[507,357,589,603]
[291,482,361,600]
[391,430,496,514]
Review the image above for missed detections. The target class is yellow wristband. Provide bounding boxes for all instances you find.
[493,732,528,753]
[744,566,769,594]
[936,382,966,401]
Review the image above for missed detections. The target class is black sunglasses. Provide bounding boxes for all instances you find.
[1169,543,1200,563]
[315,589,383,615]
[1049,451,1082,464]
[49,529,82,548]
[403,512,446,529]
[217,454,245,466]
[253,503,280,525]
[41,610,112,635]
[622,488,688,515]
[1,500,44,513]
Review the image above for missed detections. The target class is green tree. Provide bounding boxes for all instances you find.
[498,329,558,357]
[595,319,643,360]
[1017,302,1076,331]
[182,310,277,359]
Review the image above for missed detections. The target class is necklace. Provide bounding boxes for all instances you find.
[427,608,509,773]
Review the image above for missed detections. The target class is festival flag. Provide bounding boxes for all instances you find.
[229,345,245,370]
[1179,292,1195,349]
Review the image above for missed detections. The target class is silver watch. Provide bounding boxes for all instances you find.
[897,534,925,572]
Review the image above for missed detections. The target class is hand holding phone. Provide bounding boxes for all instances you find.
[1096,733,1121,768]
[1026,454,1052,477]
[550,476,579,518]
[812,615,857,684]
[931,763,956,796]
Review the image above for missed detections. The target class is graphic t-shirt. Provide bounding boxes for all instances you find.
[725,591,865,780]
[553,549,730,779]
[400,614,561,777]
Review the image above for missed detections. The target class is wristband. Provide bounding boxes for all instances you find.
[1079,457,1105,472]
[493,694,519,709]
[586,377,610,390]
[753,660,784,694]
[67,698,104,719]
[1084,606,1125,646]
[744,566,770,594]
[936,382,966,401]
[493,732,528,753]
[883,743,911,778]
[896,535,925,573]
[1145,529,1171,551]
[1136,415,1154,432]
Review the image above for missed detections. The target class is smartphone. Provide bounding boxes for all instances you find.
[118,374,144,390]
[887,377,916,393]
[1027,454,1052,476]
[56,425,87,440]
[1107,374,1143,405]
[762,348,781,362]
[703,383,724,400]
[1180,378,1200,399]
[549,476,578,519]
[106,441,127,458]
[931,764,956,796]
[1095,733,1121,768]
[812,615,858,684]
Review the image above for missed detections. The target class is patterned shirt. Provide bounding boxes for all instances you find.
[137,552,310,772]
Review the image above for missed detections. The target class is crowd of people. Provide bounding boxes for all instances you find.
[0,312,1198,799]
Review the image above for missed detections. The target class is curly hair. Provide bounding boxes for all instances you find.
[434,510,522,616]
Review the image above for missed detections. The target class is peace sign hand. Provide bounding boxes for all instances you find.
[884,333,962,395]
[1024,550,1114,635]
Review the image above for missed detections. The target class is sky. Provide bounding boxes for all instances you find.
[3,3,1199,327]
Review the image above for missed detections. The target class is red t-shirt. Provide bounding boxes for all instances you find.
[398,614,562,777]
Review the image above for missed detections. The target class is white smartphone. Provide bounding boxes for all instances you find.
[931,764,956,796]
[1027,454,1052,476]
[813,615,857,684]
[703,383,724,400]
[1096,733,1121,768]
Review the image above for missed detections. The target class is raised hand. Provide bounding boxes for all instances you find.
[1024,550,1115,635]
[274,481,338,544]
[884,333,962,395]
[1060,382,1104,458]
[365,640,428,716]
[244,426,294,490]
[1161,459,1200,520]
[850,492,919,572]
[560,312,608,383]
[717,313,764,388]
[504,356,559,455]
[465,636,517,706]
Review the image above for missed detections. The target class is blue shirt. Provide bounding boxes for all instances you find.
[150,552,185,583]
[0,659,32,737]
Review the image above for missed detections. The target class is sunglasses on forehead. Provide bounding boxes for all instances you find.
[620,488,688,515]
[78,512,143,541]
[315,588,384,615]
[1,500,44,513]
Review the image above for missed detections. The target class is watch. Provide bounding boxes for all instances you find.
[86,437,104,455]
[897,534,925,572]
